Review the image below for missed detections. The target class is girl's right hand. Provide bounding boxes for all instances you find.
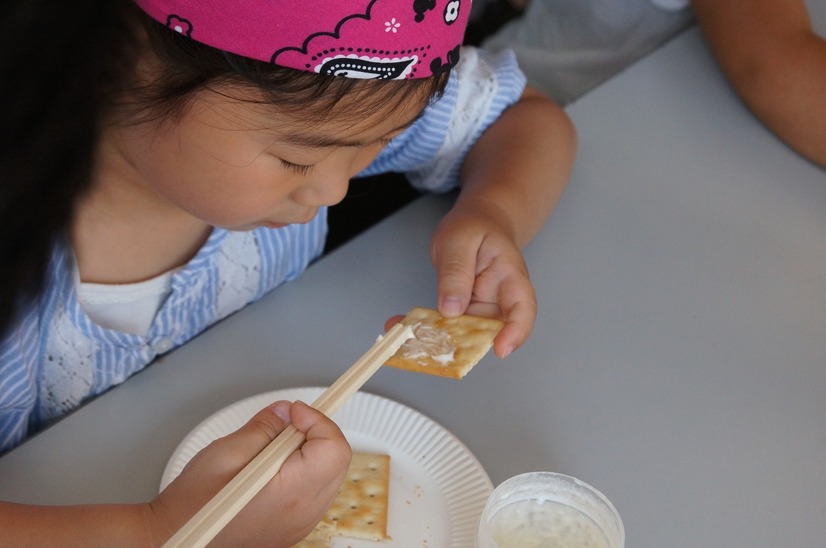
[149,400,351,547]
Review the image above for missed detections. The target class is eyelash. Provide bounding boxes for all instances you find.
[280,159,313,175]
[278,137,393,175]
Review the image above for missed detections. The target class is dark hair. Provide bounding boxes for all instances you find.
[0,0,137,338]
[0,4,448,339]
[123,9,451,127]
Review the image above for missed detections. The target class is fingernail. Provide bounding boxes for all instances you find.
[500,344,514,359]
[441,297,462,317]
[271,401,291,424]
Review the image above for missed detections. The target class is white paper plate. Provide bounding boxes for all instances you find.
[161,387,493,547]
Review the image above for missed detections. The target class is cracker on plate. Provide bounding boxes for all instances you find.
[384,307,504,379]
[295,452,391,546]
[292,517,336,547]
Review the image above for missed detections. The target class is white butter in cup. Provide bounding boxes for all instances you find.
[476,472,624,548]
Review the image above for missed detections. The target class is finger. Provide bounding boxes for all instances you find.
[283,401,351,491]
[384,315,405,331]
[180,401,294,483]
[432,243,477,318]
[221,401,295,455]
[464,301,504,320]
[493,282,537,358]
[289,401,347,445]
[289,401,350,469]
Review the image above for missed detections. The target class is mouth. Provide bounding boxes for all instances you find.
[261,208,319,230]
[262,221,289,229]
[262,212,318,230]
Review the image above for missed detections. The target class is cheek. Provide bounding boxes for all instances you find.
[149,155,294,225]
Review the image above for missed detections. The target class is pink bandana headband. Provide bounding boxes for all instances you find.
[134,0,471,79]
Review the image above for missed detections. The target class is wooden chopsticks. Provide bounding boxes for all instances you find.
[163,322,414,548]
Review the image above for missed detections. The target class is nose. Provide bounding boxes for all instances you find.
[290,146,382,207]
[291,172,350,208]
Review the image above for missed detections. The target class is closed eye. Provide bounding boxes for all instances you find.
[280,159,313,175]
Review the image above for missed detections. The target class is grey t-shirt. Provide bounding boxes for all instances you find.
[481,0,694,104]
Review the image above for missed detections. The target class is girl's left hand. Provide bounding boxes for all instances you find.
[428,203,537,359]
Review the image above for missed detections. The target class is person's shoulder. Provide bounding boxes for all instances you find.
[0,238,75,356]
[0,310,39,451]
[455,46,520,79]
[0,302,40,379]
[455,46,526,95]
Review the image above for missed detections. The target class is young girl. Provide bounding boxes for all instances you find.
[0,0,575,543]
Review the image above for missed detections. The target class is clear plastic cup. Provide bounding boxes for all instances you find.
[476,472,625,548]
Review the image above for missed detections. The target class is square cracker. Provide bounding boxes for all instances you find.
[292,517,336,547]
[384,307,504,379]
[295,452,391,546]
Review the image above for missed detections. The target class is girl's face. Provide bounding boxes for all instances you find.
[111,86,427,231]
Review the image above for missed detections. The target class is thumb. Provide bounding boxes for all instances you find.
[432,244,476,318]
[222,400,295,456]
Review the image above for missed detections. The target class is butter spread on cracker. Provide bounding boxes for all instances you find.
[385,307,504,379]
[400,323,456,366]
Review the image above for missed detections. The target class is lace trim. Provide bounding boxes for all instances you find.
[39,231,263,423]
[407,47,498,190]
[40,303,96,423]
[214,231,262,320]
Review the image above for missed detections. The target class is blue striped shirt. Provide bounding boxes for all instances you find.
[0,48,526,453]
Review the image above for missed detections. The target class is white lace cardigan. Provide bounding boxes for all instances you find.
[0,48,526,452]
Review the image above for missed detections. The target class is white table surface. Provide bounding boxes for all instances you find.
[2,7,826,547]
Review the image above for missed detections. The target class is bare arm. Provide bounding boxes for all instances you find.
[0,502,154,547]
[458,86,574,248]
[692,0,826,167]
[431,85,576,356]
[0,401,350,547]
